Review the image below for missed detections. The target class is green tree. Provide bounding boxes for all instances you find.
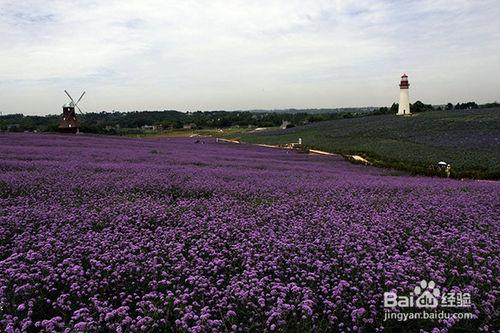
[390,103,399,114]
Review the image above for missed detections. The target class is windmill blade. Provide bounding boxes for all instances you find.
[76,105,85,115]
[75,91,86,105]
[64,90,75,103]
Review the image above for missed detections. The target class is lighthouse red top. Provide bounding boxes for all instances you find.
[399,74,409,89]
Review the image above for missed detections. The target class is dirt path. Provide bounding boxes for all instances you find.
[215,137,373,165]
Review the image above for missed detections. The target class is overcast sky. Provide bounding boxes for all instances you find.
[0,0,499,115]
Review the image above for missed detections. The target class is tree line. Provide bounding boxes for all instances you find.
[375,101,498,115]
[0,109,367,134]
[1,101,498,134]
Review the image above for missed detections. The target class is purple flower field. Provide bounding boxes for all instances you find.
[0,133,498,332]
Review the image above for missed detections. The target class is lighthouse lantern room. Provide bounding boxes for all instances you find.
[397,74,411,116]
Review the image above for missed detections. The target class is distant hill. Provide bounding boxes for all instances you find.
[234,108,500,179]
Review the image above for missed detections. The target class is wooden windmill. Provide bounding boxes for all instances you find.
[59,90,85,133]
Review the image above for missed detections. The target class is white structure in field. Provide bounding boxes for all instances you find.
[397,74,411,115]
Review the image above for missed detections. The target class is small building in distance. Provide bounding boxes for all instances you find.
[183,123,197,130]
[281,120,295,129]
[7,124,20,132]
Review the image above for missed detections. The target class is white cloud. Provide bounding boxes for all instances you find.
[0,0,499,114]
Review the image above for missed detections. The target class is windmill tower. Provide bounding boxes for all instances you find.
[59,90,85,133]
[397,74,411,115]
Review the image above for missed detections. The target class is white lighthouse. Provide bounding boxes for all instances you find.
[397,74,411,115]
